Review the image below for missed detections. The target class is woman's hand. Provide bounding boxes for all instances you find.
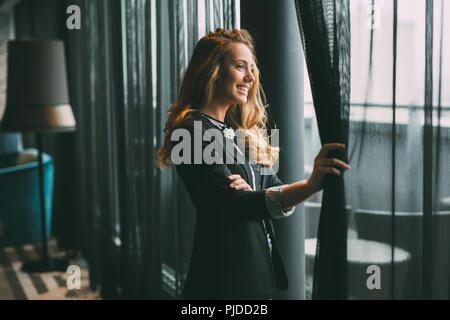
[306,143,350,193]
[228,174,253,191]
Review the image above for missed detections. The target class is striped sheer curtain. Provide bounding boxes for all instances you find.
[300,0,450,299]
[0,6,19,154]
[76,0,238,299]
[12,0,238,299]
[342,0,450,300]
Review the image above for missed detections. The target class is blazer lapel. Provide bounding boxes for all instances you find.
[199,114,253,187]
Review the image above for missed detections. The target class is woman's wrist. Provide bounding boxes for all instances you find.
[305,177,320,196]
[282,179,317,209]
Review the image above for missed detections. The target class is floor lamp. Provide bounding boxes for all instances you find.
[0,40,76,272]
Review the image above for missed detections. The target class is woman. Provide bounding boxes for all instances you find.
[156,28,350,299]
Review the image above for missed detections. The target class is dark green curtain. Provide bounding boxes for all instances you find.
[294,0,351,299]
[12,0,238,299]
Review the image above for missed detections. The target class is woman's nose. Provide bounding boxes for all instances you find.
[245,70,255,83]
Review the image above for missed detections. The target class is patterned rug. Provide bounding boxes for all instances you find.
[0,239,98,300]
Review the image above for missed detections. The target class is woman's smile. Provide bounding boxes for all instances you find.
[237,84,250,95]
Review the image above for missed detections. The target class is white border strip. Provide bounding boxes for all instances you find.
[198,0,206,39]
[236,0,240,29]
[209,0,214,30]
[183,0,189,66]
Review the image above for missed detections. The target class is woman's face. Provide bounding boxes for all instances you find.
[215,42,256,106]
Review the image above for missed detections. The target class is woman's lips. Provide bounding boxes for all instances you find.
[237,85,248,95]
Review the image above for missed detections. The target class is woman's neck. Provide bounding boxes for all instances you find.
[199,103,229,122]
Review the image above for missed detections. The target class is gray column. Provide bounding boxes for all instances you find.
[241,0,305,300]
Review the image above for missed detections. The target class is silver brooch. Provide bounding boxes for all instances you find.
[223,127,235,140]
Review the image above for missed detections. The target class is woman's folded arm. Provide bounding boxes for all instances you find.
[176,162,272,221]
[173,121,272,221]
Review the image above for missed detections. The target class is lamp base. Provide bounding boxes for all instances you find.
[22,257,68,273]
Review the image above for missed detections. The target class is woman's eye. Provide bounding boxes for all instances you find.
[237,65,244,69]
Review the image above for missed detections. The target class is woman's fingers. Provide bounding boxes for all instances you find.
[234,183,252,191]
[308,145,350,192]
[228,176,252,190]
[321,166,342,176]
[229,177,244,186]
[231,180,252,190]
[315,143,350,170]
[228,174,244,187]
[323,158,351,170]
[317,143,345,158]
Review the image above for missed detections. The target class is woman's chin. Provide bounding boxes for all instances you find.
[233,96,248,105]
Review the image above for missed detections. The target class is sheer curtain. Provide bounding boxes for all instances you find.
[300,0,450,299]
[11,0,239,299]
[72,0,239,299]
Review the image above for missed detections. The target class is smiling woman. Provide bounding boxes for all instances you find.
[155,28,349,299]
[156,28,277,169]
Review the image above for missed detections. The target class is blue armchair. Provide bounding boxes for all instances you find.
[0,149,54,246]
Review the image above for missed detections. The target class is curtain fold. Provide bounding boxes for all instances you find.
[294,0,351,299]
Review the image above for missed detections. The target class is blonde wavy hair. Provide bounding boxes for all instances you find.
[155,28,280,169]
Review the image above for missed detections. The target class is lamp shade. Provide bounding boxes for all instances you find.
[0,40,76,133]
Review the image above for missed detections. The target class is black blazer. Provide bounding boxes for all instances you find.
[174,112,289,299]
